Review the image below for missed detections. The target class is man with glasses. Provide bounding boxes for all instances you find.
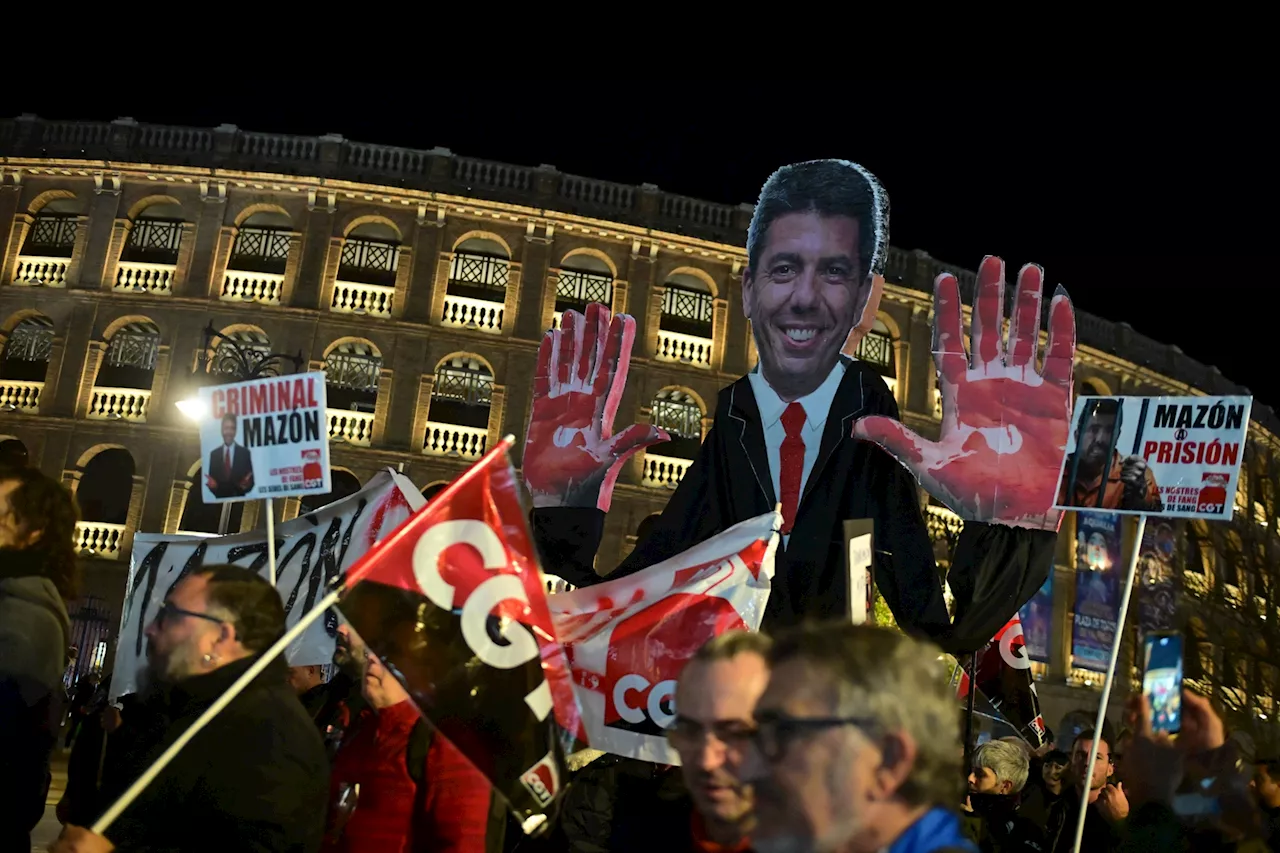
[52,564,329,853]
[740,623,978,853]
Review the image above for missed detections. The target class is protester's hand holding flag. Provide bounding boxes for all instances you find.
[336,437,582,832]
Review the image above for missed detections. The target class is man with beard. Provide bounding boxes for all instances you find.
[321,623,498,853]
[1044,730,1126,852]
[1057,397,1162,512]
[51,565,328,852]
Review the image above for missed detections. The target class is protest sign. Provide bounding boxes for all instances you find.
[547,512,778,765]
[111,469,421,700]
[1071,510,1123,673]
[1055,395,1252,518]
[956,614,1047,749]
[336,442,581,830]
[198,371,330,503]
[1019,573,1053,664]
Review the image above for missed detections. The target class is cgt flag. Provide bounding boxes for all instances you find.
[956,614,1047,749]
[336,438,581,831]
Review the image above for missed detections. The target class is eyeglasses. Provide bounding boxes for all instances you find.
[666,717,758,753]
[751,710,880,763]
[153,601,226,628]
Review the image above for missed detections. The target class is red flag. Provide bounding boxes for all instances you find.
[337,438,580,828]
[956,615,1047,748]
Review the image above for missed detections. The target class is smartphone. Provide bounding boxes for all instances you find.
[1142,632,1184,734]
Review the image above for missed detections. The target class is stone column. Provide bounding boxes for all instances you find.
[392,244,413,320]
[181,191,224,297]
[627,240,658,356]
[76,181,124,290]
[515,224,554,341]
[411,375,436,455]
[403,206,445,324]
[486,385,507,449]
[1,213,31,285]
[279,232,303,306]
[207,225,237,300]
[292,199,337,310]
[0,171,22,282]
[371,368,394,446]
[711,297,729,372]
[100,219,132,293]
[65,215,91,286]
[501,263,524,337]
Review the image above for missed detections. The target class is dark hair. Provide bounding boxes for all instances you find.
[746,159,889,283]
[1044,748,1070,766]
[221,413,237,427]
[193,564,285,654]
[1082,397,1121,423]
[1072,728,1112,755]
[2,466,80,599]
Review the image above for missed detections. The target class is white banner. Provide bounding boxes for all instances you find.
[110,469,423,701]
[198,371,330,503]
[547,512,778,765]
[1054,395,1252,518]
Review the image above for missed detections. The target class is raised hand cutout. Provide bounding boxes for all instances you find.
[525,303,669,511]
[853,256,1076,531]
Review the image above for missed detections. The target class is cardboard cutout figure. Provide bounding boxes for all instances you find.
[527,159,1067,655]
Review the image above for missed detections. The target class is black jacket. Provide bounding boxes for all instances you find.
[104,654,329,852]
[961,793,1046,852]
[533,359,1056,653]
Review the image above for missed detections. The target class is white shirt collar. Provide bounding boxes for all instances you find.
[748,360,846,434]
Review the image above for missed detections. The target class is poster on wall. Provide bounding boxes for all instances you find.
[1018,573,1053,664]
[198,371,331,503]
[1071,510,1123,673]
[1054,395,1252,518]
[1138,519,1180,638]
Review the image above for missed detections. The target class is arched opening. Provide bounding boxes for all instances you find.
[208,327,271,380]
[339,220,400,288]
[657,271,714,368]
[324,341,381,447]
[641,388,704,489]
[75,447,135,559]
[118,200,184,293]
[15,196,80,287]
[421,481,448,502]
[0,437,30,470]
[554,252,615,328]
[229,210,292,276]
[179,466,244,534]
[1,314,54,413]
[300,469,362,515]
[424,355,493,460]
[854,317,897,394]
[442,236,509,333]
[91,321,160,422]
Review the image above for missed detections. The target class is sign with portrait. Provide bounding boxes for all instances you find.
[1071,510,1123,672]
[1054,395,1252,518]
[197,372,331,503]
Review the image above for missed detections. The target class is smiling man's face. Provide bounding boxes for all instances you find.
[743,211,868,402]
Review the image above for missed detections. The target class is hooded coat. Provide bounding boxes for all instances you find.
[0,547,71,848]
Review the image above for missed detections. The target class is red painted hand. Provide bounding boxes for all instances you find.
[524,303,669,511]
[853,256,1076,530]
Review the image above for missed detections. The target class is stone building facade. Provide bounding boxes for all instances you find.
[2,115,1277,746]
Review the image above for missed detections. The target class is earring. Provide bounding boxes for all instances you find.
[202,653,217,665]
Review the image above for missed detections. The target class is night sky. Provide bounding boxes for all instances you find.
[17,79,1273,403]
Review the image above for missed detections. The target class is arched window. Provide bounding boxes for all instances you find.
[855,319,896,395]
[118,201,184,293]
[179,466,244,534]
[421,481,448,502]
[324,341,381,447]
[332,221,400,318]
[208,328,271,379]
[554,253,614,327]
[16,198,80,287]
[90,320,160,422]
[75,448,135,559]
[443,236,508,333]
[230,211,292,275]
[424,356,493,460]
[641,388,704,490]
[1,315,54,412]
[657,271,713,368]
[300,469,362,515]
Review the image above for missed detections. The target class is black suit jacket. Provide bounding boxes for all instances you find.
[533,357,1056,654]
[208,443,254,498]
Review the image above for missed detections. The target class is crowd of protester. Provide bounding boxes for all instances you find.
[3,463,1280,852]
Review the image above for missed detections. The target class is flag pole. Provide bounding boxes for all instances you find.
[91,588,342,835]
[265,497,277,586]
[1070,513,1146,853]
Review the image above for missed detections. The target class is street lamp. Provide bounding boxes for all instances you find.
[176,321,306,534]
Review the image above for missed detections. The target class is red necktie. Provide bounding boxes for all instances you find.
[225,447,231,476]
[780,402,806,534]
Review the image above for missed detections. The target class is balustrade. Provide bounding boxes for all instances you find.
[655,329,713,368]
[0,379,43,412]
[13,255,69,287]
[641,453,692,489]
[331,280,394,318]
[115,261,175,294]
[87,387,151,422]
[440,294,503,333]
[222,270,283,305]
[327,409,375,447]
[422,422,487,460]
[74,521,125,560]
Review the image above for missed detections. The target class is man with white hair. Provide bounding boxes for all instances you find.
[740,622,977,853]
[963,739,1046,851]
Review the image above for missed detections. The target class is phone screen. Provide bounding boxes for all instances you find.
[1143,633,1183,734]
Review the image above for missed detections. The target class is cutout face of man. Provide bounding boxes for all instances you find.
[222,415,238,446]
[1078,409,1116,474]
[743,212,870,402]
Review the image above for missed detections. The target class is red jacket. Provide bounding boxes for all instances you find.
[323,699,492,853]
